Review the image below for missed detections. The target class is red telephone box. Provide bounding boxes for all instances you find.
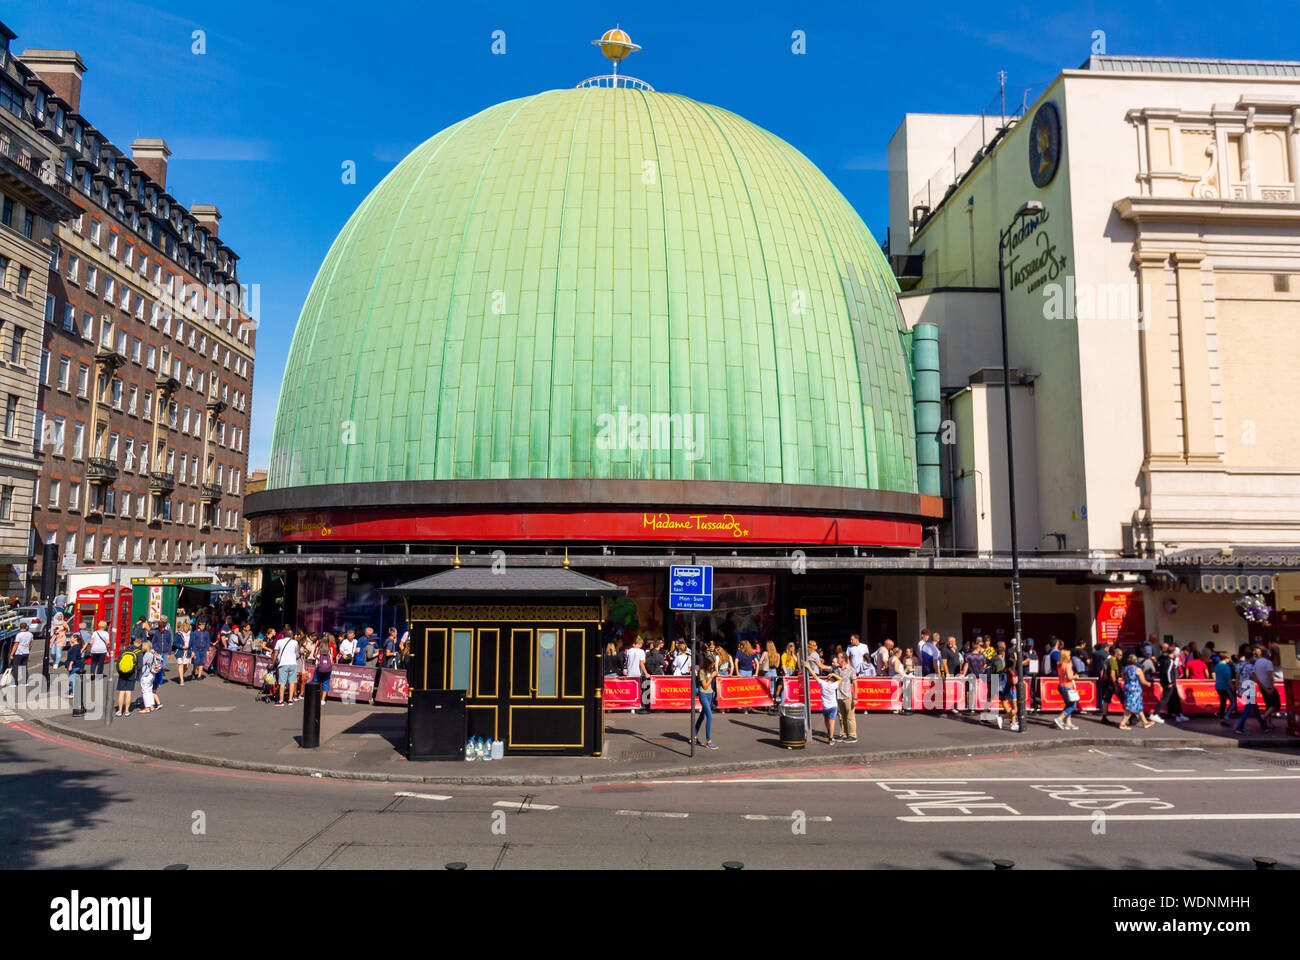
[75,585,133,656]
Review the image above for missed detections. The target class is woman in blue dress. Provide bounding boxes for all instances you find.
[1119,653,1155,729]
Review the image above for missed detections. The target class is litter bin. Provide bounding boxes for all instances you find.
[778,702,806,749]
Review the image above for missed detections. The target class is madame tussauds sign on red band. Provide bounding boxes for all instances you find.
[253,508,922,547]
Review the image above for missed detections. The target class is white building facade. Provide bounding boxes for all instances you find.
[885,55,1300,653]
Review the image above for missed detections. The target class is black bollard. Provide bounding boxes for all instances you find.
[301,681,321,748]
[992,859,1015,870]
[722,861,744,871]
[71,672,86,717]
[1254,857,1276,870]
[446,862,467,871]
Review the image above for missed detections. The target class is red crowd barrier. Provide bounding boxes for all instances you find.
[716,676,773,709]
[647,676,701,710]
[603,678,641,711]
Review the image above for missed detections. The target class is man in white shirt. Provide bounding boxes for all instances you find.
[1253,646,1280,727]
[846,634,867,675]
[338,633,357,665]
[9,623,34,686]
[623,636,648,713]
[273,632,300,706]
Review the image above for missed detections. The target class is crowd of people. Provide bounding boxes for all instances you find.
[16,599,412,717]
[599,627,1289,746]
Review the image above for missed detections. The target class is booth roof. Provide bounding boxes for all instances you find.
[385,566,627,600]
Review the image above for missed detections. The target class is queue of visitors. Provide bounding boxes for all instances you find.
[596,625,1288,746]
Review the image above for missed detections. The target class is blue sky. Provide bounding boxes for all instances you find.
[6,0,1297,471]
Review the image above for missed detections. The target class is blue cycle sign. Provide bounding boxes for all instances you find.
[669,565,713,611]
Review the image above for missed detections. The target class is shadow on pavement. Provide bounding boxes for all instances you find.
[0,736,124,869]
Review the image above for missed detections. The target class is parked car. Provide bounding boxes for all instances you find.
[14,605,49,638]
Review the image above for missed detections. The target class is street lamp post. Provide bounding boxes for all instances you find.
[997,200,1043,733]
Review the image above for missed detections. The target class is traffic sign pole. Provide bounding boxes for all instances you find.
[796,608,811,736]
[689,613,696,758]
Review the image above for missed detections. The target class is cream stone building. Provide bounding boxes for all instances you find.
[887,55,1300,651]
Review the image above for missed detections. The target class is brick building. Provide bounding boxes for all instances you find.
[0,24,79,595]
[13,37,256,596]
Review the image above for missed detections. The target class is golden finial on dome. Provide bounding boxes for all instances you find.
[581,26,648,89]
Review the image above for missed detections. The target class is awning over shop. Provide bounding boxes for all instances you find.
[1164,545,1300,593]
[385,566,626,601]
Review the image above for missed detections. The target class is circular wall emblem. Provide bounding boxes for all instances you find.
[1028,101,1061,188]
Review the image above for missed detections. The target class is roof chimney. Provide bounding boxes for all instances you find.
[19,49,87,113]
[191,203,221,237]
[130,138,171,189]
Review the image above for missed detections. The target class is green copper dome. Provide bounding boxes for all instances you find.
[268,87,916,493]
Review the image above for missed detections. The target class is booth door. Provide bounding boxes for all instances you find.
[415,626,501,743]
[507,625,589,752]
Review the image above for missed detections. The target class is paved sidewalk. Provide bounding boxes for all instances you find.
[17,666,1297,784]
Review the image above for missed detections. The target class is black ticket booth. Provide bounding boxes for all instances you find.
[389,567,625,757]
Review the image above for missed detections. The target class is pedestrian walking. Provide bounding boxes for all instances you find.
[8,622,34,686]
[1118,654,1155,729]
[138,640,163,713]
[693,655,718,749]
[1234,668,1270,736]
[1254,646,1281,729]
[314,632,335,705]
[834,652,857,742]
[88,620,110,676]
[1214,654,1236,721]
[1154,643,1189,722]
[115,637,141,717]
[175,621,192,685]
[1054,652,1080,730]
[1096,644,1119,724]
[273,631,300,706]
[50,613,69,670]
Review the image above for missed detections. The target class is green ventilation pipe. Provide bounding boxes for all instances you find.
[912,321,941,497]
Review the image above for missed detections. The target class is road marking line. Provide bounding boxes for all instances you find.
[640,775,1300,785]
[616,810,688,818]
[1133,763,1195,773]
[743,814,832,822]
[189,706,237,712]
[898,813,1300,823]
[394,791,453,801]
[493,800,558,811]
[0,710,20,724]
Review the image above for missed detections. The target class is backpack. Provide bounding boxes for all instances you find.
[317,648,333,674]
[118,651,136,675]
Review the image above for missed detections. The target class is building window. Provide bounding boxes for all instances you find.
[0,197,11,227]
[57,357,70,391]
[50,480,61,509]
[16,266,29,298]
[0,485,11,521]
[62,305,74,332]
[3,394,16,438]
[65,533,75,559]
[10,326,23,364]
[39,348,48,384]
[33,409,43,452]
[45,294,56,324]
[69,482,81,511]
[72,422,84,458]
[81,312,93,340]
[128,384,138,415]
[52,417,65,455]
[77,364,89,397]
[67,254,79,284]
[22,211,33,239]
